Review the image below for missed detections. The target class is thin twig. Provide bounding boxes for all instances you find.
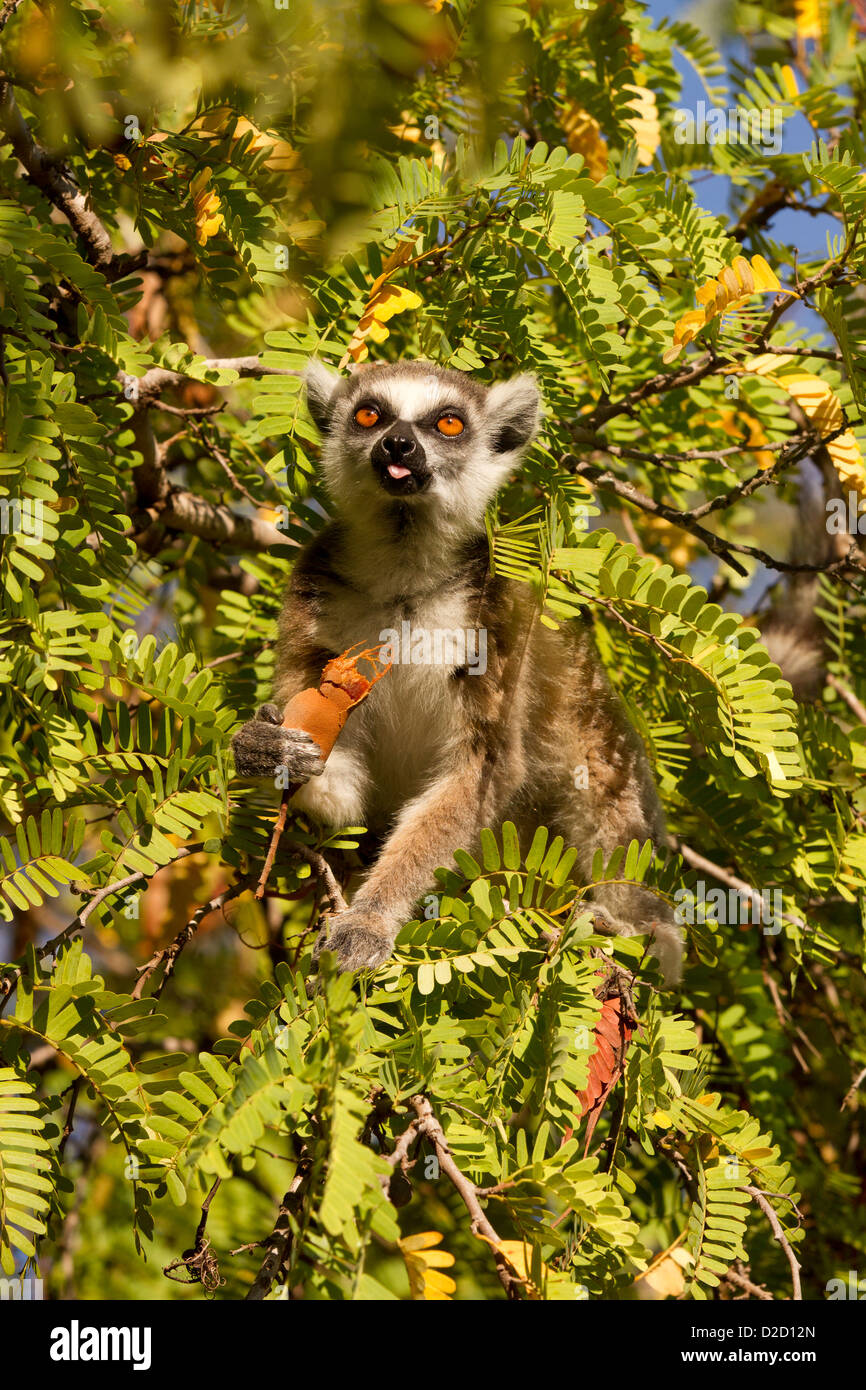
[841,1066,866,1111]
[724,1261,774,1300]
[245,1154,313,1300]
[827,673,866,726]
[672,839,807,934]
[255,785,295,900]
[133,883,244,1000]
[0,846,206,1012]
[57,1079,82,1164]
[284,842,348,915]
[745,1186,802,1300]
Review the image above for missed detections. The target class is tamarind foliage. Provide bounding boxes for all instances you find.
[1,0,865,1300]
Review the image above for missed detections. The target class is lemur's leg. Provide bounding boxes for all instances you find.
[557,732,683,986]
[316,760,485,972]
[583,807,683,987]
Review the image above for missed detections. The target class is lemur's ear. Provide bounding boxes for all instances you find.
[304,358,342,434]
[486,373,543,453]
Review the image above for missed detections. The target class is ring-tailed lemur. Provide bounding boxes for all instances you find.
[231,359,684,983]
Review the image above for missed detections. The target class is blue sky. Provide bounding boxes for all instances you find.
[643,0,839,340]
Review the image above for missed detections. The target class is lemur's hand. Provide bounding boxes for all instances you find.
[314,907,395,973]
[231,704,325,781]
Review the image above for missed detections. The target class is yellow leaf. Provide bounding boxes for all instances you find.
[650,1109,673,1128]
[696,1092,720,1107]
[668,255,790,359]
[642,516,699,570]
[634,1239,693,1299]
[739,356,866,498]
[483,1237,546,1298]
[340,281,423,368]
[714,408,776,469]
[795,0,824,38]
[560,102,608,181]
[191,168,225,247]
[399,1231,456,1301]
[779,64,800,99]
[189,165,212,198]
[624,85,660,165]
[749,254,781,293]
[388,110,422,143]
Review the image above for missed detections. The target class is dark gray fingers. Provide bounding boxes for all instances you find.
[231,705,325,781]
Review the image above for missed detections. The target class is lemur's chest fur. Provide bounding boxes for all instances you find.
[314,576,477,817]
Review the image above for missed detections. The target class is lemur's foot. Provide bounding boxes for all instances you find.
[590,906,684,987]
[314,908,394,973]
[231,704,325,781]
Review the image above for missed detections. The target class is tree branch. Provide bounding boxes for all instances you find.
[245,1155,313,1301]
[407,1094,522,1298]
[672,839,807,934]
[125,357,300,405]
[0,78,141,280]
[134,489,294,552]
[826,673,866,726]
[133,883,244,1000]
[567,452,866,580]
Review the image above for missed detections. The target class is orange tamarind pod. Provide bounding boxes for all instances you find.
[280,642,391,761]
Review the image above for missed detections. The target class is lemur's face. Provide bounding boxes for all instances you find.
[305,359,542,526]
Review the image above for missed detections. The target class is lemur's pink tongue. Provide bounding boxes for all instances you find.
[387,463,411,480]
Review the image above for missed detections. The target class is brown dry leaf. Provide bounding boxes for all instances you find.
[574,989,634,1148]
[563,971,636,1153]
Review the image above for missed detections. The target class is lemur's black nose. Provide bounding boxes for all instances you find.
[381,433,416,461]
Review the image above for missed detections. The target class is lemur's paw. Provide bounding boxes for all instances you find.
[590,907,684,988]
[315,910,394,973]
[231,706,325,781]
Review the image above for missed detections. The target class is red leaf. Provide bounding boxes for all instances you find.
[564,971,636,1152]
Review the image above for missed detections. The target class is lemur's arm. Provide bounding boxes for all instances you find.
[230,571,334,781]
[316,755,489,971]
[317,619,528,973]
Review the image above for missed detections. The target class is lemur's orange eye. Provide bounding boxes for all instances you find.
[354,405,380,428]
[436,414,464,436]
